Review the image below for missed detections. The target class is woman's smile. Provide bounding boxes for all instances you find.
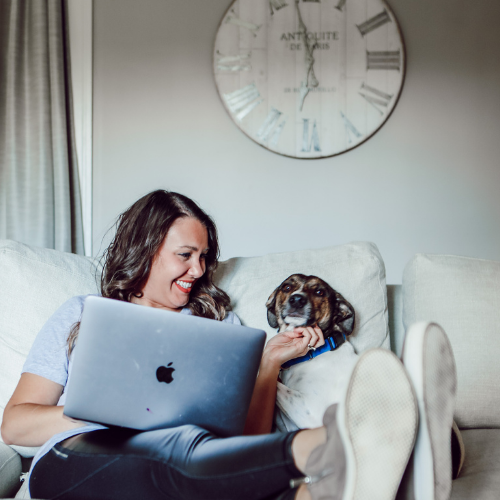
[174,279,196,293]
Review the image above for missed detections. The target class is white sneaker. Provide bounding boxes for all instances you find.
[401,322,457,500]
[303,348,418,500]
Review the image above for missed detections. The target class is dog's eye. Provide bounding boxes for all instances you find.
[283,285,291,292]
[315,289,325,297]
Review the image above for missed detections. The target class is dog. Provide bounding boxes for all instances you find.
[266,274,359,431]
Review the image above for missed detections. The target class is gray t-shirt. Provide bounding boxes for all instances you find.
[22,294,241,484]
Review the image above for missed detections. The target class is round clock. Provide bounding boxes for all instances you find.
[213,0,405,159]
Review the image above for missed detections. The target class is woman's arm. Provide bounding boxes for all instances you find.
[243,326,324,435]
[1,373,85,447]
[243,353,281,435]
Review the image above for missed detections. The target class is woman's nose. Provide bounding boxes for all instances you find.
[190,258,205,278]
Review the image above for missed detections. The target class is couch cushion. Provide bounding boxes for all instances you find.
[0,240,99,457]
[397,428,500,500]
[214,241,390,353]
[0,441,21,497]
[450,429,500,500]
[403,254,500,428]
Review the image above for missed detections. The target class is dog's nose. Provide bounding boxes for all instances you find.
[289,294,307,309]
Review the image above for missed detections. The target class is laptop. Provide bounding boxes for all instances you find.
[64,296,266,437]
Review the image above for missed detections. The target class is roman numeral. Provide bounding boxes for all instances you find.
[257,108,286,147]
[358,83,393,115]
[270,0,288,15]
[356,9,391,36]
[367,50,401,71]
[223,84,263,121]
[225,10,261,37]
[216,51,251,72]
[301,119,321,152]
[335,0,347,12]
[340,112,362,144]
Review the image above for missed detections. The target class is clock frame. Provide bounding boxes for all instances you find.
[213,0,406,159]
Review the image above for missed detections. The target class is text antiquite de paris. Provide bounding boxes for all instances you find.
[281,31,339,50]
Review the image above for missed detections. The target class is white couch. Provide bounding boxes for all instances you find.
[1,239,499,499]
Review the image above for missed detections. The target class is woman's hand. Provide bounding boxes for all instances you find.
[243,325,325,435]
[262,326,325,371]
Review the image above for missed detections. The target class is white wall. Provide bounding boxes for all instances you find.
[92,0,500,283]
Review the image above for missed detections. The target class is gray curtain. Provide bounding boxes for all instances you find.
[0,0,84,254]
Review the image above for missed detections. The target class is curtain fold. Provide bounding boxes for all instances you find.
[0,0,84,254]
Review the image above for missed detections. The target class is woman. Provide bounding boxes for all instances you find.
[1,190,421,500]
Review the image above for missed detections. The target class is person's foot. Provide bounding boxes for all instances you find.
[298,348,418,500]
[401,322,457,500]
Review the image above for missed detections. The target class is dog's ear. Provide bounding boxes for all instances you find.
[334,299,355,336]
[265,288,279,329]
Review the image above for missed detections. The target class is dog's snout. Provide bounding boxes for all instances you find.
[289,294,307,309]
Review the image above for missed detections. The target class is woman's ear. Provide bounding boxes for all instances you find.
[265,288,279,329]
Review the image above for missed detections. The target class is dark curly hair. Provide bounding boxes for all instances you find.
[68,190,230,353]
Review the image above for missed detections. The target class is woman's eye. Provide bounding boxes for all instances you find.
[179,253,191,259]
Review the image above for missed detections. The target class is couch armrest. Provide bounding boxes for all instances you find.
[0,442,21,498]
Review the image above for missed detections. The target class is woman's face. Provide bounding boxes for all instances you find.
[133,217,209,311]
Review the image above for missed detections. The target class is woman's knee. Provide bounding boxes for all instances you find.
[121,424,215,466]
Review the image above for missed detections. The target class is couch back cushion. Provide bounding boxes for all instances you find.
[0,240,99,456]
[403,253,500,429]
[214,241,390,354]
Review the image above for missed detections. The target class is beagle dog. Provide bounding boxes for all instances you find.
[266,274,359,431]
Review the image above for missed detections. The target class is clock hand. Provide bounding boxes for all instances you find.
[295,0,319,111]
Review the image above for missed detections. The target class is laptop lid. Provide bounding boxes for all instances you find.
[64,296,266,437]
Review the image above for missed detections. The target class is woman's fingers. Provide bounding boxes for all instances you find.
[279,328,309,357]
[307,326,320,348]
[264,326,327,367]
[312,325,325,348]
[294,325,325,349]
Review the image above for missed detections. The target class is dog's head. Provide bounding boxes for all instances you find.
[265,274,355,338]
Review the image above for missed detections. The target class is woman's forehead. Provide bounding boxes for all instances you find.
[164,217,209,249]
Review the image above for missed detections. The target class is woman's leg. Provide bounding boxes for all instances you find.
[30,425,312,500]
[296,349,419,500]
[400,322,458,500]
[29,348,426,500]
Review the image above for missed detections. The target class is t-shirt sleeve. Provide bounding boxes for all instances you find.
[22,295,86,387]
[223,311,241,325]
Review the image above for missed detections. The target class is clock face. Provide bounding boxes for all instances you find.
[213,0,405,159]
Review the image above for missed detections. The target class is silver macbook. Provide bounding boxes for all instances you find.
[64,296,266,437]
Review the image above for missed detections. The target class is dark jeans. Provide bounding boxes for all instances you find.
[30,426,302,500]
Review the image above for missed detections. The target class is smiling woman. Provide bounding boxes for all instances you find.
[65,191,232,354]
[100,191,231,319]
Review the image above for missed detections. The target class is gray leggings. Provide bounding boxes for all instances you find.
[30,426,302,500]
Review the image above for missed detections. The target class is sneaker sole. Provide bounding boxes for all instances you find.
[337,349,418,500]
[402,322,457,500]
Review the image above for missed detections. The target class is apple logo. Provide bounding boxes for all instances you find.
[156,362,175,384]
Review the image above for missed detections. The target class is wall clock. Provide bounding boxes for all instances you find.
[213,0,405,159]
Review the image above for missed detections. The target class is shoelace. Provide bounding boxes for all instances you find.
[289,468,334,488]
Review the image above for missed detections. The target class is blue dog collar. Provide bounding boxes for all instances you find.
[281,333,346,370]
